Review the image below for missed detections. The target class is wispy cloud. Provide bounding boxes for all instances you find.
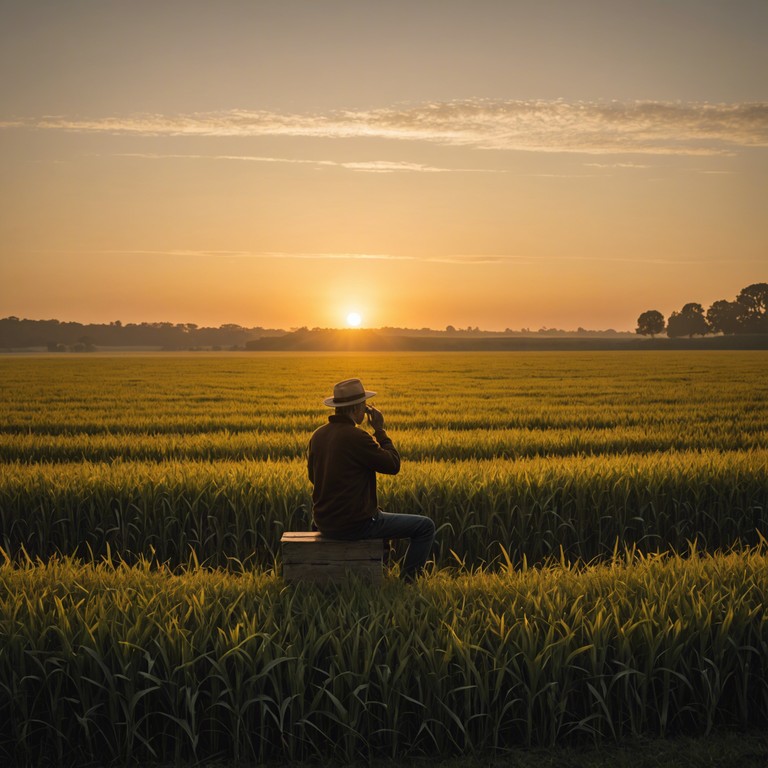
[9,100,768,155]
[338,160,452,173]
[583,161,652,169]
[112,152,490,173]
[89,249,415,261]
[114,152,331,166]
[47,249,747,266]
[259,251,414,261]
[427,255,523,264]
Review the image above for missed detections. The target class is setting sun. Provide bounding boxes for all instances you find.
[346,312,362,328]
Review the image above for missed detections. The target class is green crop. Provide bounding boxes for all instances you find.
[2,547,767,764]
[1,350,766,765]
[0,351,766,568]
[0,451,765,568]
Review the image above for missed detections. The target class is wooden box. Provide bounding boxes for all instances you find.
[281,531,383,584]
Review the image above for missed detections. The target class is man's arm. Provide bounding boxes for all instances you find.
[355,429,400,474]
[371,429,401,474]
[358,406,400,474]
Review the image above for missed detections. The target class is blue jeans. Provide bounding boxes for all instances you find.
[322,510,436,579]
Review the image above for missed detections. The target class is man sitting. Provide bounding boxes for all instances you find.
[307,378,435,581]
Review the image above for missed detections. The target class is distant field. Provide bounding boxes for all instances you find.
[1,351,766,567]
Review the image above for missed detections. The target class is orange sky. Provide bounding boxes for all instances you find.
[1,1,766,331]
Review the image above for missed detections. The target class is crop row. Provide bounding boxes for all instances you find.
[2,451,765,568]
[3,398,764,436]
[1,423,765,463]
[2,397,763,435]
[2,549,767,765]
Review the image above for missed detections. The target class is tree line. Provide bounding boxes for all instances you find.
[636,283,768,338]
[2,282,765,350]
[0,319,284,351]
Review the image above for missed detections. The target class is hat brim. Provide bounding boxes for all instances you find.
[323,390,376,407]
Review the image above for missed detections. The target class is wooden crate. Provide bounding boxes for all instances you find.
[281,531,383,584]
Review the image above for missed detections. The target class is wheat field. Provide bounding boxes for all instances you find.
[1,351,766,765]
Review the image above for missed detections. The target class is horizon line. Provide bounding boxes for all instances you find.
[0,315,641,334]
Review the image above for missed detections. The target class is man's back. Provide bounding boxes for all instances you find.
[308,414,400,533]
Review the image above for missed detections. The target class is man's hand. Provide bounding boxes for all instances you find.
[366,405,385,431]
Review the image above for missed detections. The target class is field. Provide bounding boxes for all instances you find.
[1,351,767,766]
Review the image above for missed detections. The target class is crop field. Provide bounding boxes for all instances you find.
[1,350,767,765]
[1,351,767,568]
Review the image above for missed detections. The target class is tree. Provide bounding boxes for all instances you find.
[706,300,745,335]
[635,310,665,337]
[666,303,710,338]
[736,282,768,333]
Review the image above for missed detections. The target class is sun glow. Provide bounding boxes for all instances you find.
[346,312,362,328]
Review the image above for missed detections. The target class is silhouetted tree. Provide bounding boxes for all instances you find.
[706,300,745,335]
[666,303,710,338]
[77,335,96,352]
[635,310,665,337]
[736,282,768,333]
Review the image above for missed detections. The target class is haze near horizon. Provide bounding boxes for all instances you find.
[1,1,766,331]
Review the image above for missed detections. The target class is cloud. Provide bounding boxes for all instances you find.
[583,161,651,169]
[429,254,528,264]
[338,160,450,173]
[9,100,768,155]
[260,251,414,261]
[90,249,414,262]
[38,248,762,266]
[112,152,492,173]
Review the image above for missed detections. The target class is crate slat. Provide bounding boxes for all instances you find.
[281,531,383,584]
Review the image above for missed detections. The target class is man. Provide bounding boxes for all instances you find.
[308,378,435,581]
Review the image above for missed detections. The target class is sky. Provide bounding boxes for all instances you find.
[1,0,766,331]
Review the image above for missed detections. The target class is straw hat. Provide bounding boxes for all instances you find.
[323,378,376,407]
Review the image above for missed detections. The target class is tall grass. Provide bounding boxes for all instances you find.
[2,548,767,765]
[1,352,766,765]
[1,420,765,462]
[0,450,765,568]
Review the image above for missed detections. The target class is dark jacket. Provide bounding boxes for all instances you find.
[307,415,401,533]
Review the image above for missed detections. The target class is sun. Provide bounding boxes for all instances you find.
[346,312,362,328]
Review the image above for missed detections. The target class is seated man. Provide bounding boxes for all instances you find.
[307,378,435,581]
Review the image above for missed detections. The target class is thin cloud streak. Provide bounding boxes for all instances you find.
[113,152,492,173]
[37,249,759,266]
[583,162,652,169]
[80,249,415,262]
[340,160,451,173]
[11,100,768,155]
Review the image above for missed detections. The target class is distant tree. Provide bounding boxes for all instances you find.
[77,335,96,352]
[635,310,665,337]
[445,325,456,333]
[666,303,710,338]
[706,300,745,335]
[736,282,768,333]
